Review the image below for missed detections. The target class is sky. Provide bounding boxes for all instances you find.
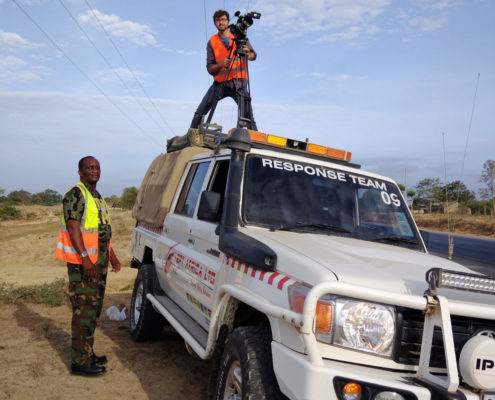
[1,0,494,197]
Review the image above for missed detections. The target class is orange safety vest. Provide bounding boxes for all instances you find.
[211,33,248,82]
[55,182,110,264]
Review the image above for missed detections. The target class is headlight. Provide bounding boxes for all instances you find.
[333,299,395,357]
[288,284,396,358]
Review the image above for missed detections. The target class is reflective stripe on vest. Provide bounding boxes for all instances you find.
[55,182,110,264]
[210,33,248,82]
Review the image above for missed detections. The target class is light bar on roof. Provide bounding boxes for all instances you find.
[245,130,352,162]
[267,134,287,147]
[426,268,495,295]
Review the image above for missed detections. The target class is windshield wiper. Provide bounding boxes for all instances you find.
[372,236,418,245]
[270,222,352,234]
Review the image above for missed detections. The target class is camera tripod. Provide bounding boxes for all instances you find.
[204,41,256,130]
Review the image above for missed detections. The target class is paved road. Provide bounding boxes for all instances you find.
[425,230,495,275]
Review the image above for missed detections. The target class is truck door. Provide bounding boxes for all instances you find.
[160,158,229,331]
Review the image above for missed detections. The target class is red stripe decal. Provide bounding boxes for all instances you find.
[259,271,266,281]
[244,265,249,274]
[237,262,242,271]
[251,268,256,277]
[277,276,290,290]
[268,272,280,285]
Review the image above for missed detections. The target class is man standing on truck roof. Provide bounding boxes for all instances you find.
[55,156,121,377]
[190,9,258,130]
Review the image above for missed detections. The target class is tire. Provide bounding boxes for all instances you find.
[214,326,286,400]
[129,264,165,341]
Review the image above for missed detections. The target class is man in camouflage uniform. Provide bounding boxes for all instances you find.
[58,156,121,377]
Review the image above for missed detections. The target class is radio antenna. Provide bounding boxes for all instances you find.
[442,132,453,259]
[451,73,480,241]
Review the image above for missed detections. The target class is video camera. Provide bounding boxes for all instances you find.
[229,11,261,56]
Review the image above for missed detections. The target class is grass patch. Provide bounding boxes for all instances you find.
[0,278,68,307]
[119,280,135,292]
[0,220,60,242]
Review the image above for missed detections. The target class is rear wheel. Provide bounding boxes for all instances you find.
[214,326,286,400]
[129,264,165,341]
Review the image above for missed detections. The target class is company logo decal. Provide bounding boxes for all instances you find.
[166,249,216,286]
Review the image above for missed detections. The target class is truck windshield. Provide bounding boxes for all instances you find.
[242,155,422,250]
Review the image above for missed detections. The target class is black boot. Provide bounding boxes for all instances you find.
[91,353,107,365]
[71,362,106,377]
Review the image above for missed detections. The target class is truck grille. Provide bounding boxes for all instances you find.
[395,308,494,368]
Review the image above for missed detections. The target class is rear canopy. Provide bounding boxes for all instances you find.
[132,147,211,228]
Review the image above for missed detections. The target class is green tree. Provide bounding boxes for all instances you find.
[120,187,138,210]
[31,189,62,205]
[414,178,442,212]
[479,160,495,217]
[7,190,32,204]
[439,181,474,203]
[105,195,121,208]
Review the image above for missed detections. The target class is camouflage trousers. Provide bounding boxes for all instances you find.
[67,262,108,366]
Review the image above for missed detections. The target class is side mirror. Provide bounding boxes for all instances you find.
[420,230,430,245]
[197,191,222,222]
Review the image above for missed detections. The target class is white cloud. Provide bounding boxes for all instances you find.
[311,72,352,81]
[315,26,362,42]
[94,67,149,84]
[0,55,48,83]
[411,0,460,10]
[0,30,44,51]
[251,0,390,40]
[78,9,157,46]
[409,15,447,31]
[249,0,457,42]
[0,55,26,69]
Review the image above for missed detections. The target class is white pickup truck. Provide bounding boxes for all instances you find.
[129,128,495,400]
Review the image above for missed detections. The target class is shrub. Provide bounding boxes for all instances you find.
[0,204,20,220]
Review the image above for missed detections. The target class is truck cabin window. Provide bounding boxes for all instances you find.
[242,155,422,250]
[175,161,210,217]
[206,160,230,221]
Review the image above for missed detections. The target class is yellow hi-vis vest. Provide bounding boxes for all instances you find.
[55,182,110,264]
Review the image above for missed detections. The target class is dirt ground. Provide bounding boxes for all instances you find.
[0,207,210,400]
[0,294,211,400]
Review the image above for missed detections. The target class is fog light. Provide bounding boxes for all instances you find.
[374,392,405,400]
[343,382,362,400]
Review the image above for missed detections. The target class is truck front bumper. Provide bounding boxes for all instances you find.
[272,341,485,400]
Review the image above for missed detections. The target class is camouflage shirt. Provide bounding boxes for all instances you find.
[63,184,112,266]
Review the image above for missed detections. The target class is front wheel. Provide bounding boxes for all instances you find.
[129,264,165,341]
[214,326,286,400]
